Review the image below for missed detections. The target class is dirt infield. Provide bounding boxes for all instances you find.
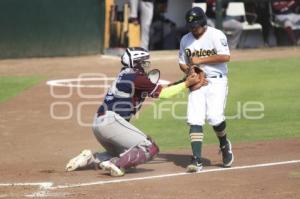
[0,47,300,198]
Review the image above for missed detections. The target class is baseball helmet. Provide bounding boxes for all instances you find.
[185,7,207,29]
[121,47,150,69]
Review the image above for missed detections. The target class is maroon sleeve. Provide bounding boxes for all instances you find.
[133,73,163,98]
[272,0,295,12]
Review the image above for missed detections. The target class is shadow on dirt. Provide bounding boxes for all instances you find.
[154,153,219,168]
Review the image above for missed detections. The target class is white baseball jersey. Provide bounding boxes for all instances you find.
[179,26,230,76]
[178,26,230,126]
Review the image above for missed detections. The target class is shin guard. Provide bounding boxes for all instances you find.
[115,140,159,169]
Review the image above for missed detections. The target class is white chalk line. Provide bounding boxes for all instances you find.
[46,77,114,88]
[101,54,177,61]
[46,77,170,88]
[50,159,300,190]
[0,182,52,189]
[0,159,299,194]
[25,191,70,198]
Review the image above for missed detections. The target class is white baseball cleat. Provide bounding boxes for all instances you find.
[65,149,94,172]
[99,160,125,177]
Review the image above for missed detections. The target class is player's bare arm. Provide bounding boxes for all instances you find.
[190,54,230,65]
[179,63,190,74]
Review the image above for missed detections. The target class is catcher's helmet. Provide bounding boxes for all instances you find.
[121,47,150,68]
[185,7,207,29]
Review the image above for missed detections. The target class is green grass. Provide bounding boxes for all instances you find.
[133,57,300,151]
[0,76,42,103]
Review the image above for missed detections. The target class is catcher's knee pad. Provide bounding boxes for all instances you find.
[213,121,226,133]
[190,125,203,133]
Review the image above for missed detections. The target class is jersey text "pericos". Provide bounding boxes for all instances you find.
[185,48,217,57]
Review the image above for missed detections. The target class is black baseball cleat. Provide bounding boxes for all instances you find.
[186,156,203,172]
[220,139,234,167]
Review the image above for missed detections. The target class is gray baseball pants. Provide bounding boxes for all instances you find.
[207,18,243,49]
[92,111,152,162]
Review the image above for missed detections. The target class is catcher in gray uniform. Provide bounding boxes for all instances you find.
[65,47,206,177]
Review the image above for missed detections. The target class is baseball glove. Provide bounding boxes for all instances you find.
[147,69,160,84]
[187,66,208,91]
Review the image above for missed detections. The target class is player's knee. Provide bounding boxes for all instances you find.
[213,121,226,132]
[190,125,203,133]
[207,114,225,127]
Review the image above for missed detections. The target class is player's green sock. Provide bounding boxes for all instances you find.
[189,125,204,159]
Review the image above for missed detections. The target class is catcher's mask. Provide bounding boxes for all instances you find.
[121,47,151,70]
[185,7,207,29]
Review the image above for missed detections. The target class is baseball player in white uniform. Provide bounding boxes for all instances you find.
[179,7,234,172]
[129,0,154,50]
[65,47,205,177]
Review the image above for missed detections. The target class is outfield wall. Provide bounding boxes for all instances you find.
[0,0,105,59]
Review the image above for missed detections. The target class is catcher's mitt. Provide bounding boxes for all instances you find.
[187,66,208,91]
[147,69,160,84]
